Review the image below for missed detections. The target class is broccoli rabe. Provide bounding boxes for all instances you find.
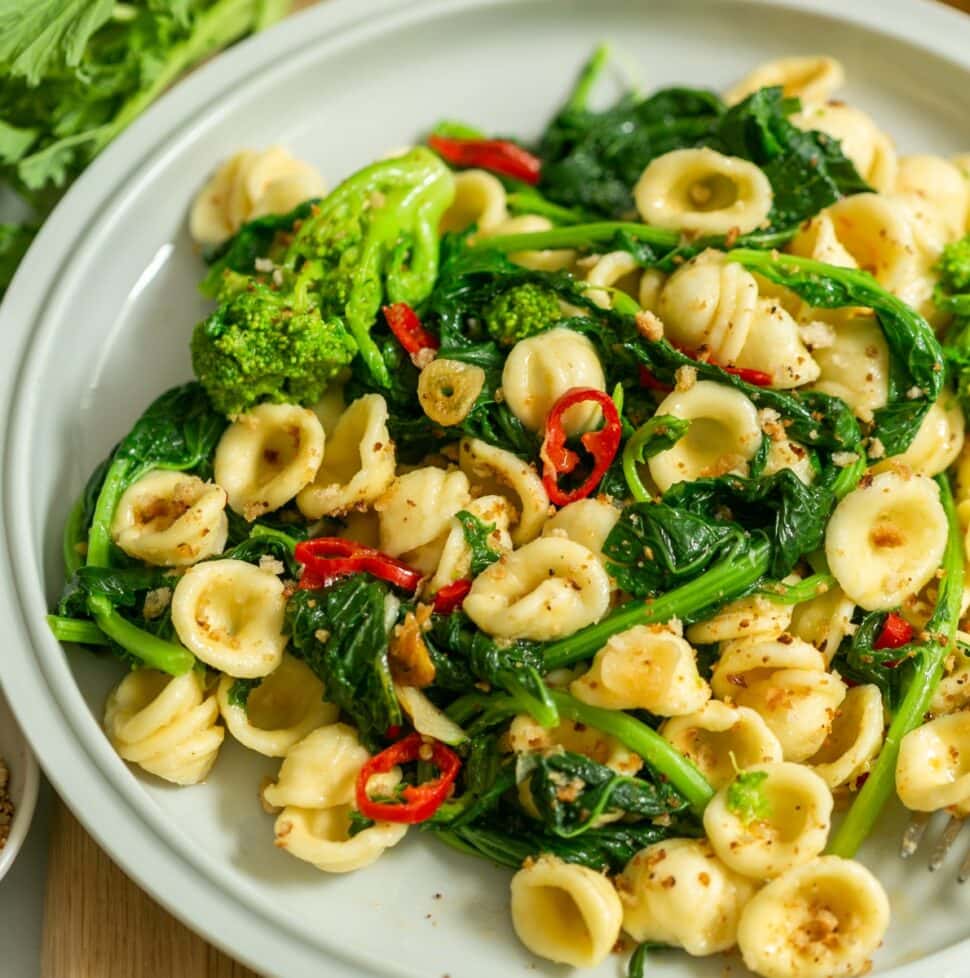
[937,234,970,296]
[482,282,561,345]
[191,275,356,416]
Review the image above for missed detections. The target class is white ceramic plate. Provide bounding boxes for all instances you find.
[0,687,38,883]
[2,1,970,975]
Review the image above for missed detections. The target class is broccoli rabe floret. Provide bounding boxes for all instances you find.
[937,234,970,295]
[482,283,561,345]
[191,278,356,416]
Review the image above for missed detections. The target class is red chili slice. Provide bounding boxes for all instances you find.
[433,578,473,614]
[295,538,423,592]
[383,302,439,356]
[874,612,914,651]
[427,134,541,185]
[540,387,622,507]
[356,732,462,824]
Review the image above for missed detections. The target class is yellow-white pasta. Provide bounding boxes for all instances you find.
[738,299,820,389]
[793,102,897,193]
[634,148,773,236]
[808,685,884,790]
[789,583,856,664]
[426,494,514,594]
[736,856,890,978]
[569,625,711,716]
[104,670,223,785]
[726,55,844,106]
[825,469,948,611]
[540,497,621,564]
[216,654,337,757]
[273,804,408,873]
[618,839,756,955]
[639,267,666,312]
[501,328,606,435]
[171,558,287,678]
[686,591,794,645]
[704,763,833,880]
[375,467,471,568]
[658,250,757,363]
[509,855,623,968]
[954,153,970,229]
[111,470,228,567]
[661,701,784,789]
[189,147,326,246]
[261,723,368,811]
[439,169,508,235]
[297,394,395,519]
[214,403,324,521]
[583,250,643,309]
[808,312,890,424]
[506,715,642,776]
[648,381,762,493]
[481,213,577,271]
[459,437,550,545]
[463,537,610,641]
[896,711,970,812]
[711,638,847,762]
[872,391,964,478]
[895,154,969,243]
[931,635,970,715]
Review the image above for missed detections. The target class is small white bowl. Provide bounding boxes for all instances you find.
[0,685,39,882]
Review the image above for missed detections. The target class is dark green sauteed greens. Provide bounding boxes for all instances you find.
[46,44,970,978]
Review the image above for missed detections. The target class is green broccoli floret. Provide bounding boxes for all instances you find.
[191,279,356,416]
[937,234,970,296]
[482,283,562,345]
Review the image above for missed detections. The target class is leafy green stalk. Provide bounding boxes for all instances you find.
[46,615,107,646]
[455,510,501,574]
[543,535,772,669]
[829,475,964,857]
[622,415,689,502]
[87,594,194,674]
[755,573,836,605]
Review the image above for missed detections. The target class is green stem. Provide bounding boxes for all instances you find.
[46,615,108,646]
[85,458,132,569]
[89,596,195,676]
[829,475,964,857]
[550,691,714,814]
[506,191,586,226]
[543,536,772,669]
[565,44,611,112]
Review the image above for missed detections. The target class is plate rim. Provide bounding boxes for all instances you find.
[2,1,970,975]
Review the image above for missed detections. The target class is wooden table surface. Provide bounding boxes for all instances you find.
[39,1,969,976]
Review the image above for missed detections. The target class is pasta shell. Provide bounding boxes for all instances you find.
[725,56,845,106]
[897,711,970,812]
[808,685,884,790]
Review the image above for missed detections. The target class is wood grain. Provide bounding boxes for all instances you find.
[40,2,968,975]
[41,802,260,978]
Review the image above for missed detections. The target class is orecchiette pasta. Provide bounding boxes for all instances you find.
[104,670,224,785]
[509,855,623,968]
[439,169,508,235]
[111,470,228,566]
[426,494,514,594]
[871,390,964,478]
[261,723,369,811]
[825,469,948,611]
[463,537,611,641]
[501,328,606,435]
[635,148,773,236]
[736,856,890,978]
[569,625,711,716]
[792,102,897,193]
[375,467,471,569]
[807,311,890,423]
[931,634,970,715]
[704,763,833,880]
[506,715,642,776]
[808,685,884,790]
[459,437,550,545]
[711,638,847,762]
[216,654,338,757]
[214,403,324,521]
[896,711,970,812]
[661,701,784,789]
[789,583,856,664]
[686,592,793,645]
[895,154,969,243]
[648,381,762,493]
[725,55,845,106]
[582,250,643,309]
[189,147,326,246]
[618,839,756,955]
[540,497,620,564]
[171,558,287,678]
[297,394,395,519]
